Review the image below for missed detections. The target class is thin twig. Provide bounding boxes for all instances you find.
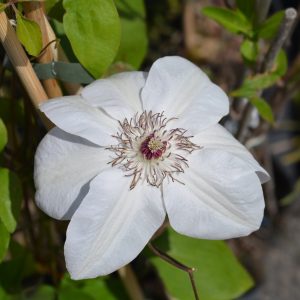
[148,242,199,300]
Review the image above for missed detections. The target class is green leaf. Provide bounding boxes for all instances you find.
[0,118,7,153]
[59,273,129,300]
[0,168,23,233]
[26,285,56,300]
[250,97,274,124]
[63,0,121,79]
[59,290,94,300]
[201,7,249,35]
[45,0,65,23]
[113,0,148,70]
[18,0,45,1]
[255,11,285,39]
[240,38,258,67]
[143,227,253,300]
[16,13,43,57]
[236,0,255,26]
[0,219,10,263]
[0,98,25,126]
[0,4,7,12]
[102,61,134,78]
[229,50,287,98]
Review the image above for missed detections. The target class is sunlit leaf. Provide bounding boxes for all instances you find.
[240,38,258,67]
[0,118,7,153]
[143,227,253,300]
[201,7,249,35]
[255,11,285,39]
[236,0,255,26]
[16,13,43,57]
[45,0,65,22]
[229,50,287,99]
[0,219,9,263]
[63,0,121,79]
[0,4,6,12]
[113,0,148,70]
[250,97,274,124]
[0,168,23,233]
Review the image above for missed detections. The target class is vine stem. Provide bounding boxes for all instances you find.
[236,8,297,143]
[148,242,199,300]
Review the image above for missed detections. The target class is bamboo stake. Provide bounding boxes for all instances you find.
[44,15,83,95]
[0,11,53,130]
[118,265,146,300]
[21,2,63,99]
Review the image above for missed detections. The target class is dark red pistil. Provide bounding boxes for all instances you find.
[140,133,167,160]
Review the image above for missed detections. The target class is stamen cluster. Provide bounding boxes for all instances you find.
[107,111,201,189]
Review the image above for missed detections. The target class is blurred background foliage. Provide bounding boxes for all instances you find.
[0,0,300,299]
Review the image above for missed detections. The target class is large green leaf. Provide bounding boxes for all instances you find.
[0,219,10,263]
[59,273,129,300]
[45,0,65,23]
[0,118,7,153]
[143,227,253,300]
[16,13,43,57]
[201,7,249,35]
[0,98,25,126]
[0,168,23,233]
[63,0,121,79]
[250,97,274,124]
[240,38,258,67]
[236,0,255,26]
[255,11,285,39]
[113,0,148,70]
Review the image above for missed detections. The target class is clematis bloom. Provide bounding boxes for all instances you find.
[34,56,269,280]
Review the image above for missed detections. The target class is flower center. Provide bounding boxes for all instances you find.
[107,111,202,189]
[140,133,167,160]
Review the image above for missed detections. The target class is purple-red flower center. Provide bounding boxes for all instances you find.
[140,133,167,160]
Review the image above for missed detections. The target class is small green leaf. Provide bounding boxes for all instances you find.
[240,38,258,67]
[255,11,285,39]
[236,0,255,26]
[45,0,65,23]
[0,4,7,12]
[27,285,56,300]
[143,227,254,300]
[0,168,23,233]
[201,7,249,35]
[113,0,148,70]
[0,219,10,263]
[0,98,25,126]
[63,0,121,79]
[16,13,43,57]
[0,118,7,153]
[250,97,274,124]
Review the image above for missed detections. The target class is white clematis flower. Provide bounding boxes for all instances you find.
[34,56,269,280]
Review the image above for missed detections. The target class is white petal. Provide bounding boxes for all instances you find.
[65,169,166,279]
[39,95,119,146]
[142,56,229,134]
[164,148,265,240]
[192,124,269,184]
[81,72,147,120]
[34,127,112,220]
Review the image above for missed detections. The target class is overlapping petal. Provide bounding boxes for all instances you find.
[39,95,119,146]
[163,148,264,240]
[65,169,166,279]
[81,72,147,121]
[34,127,112,220]
[142,56,229,135]
[192,124,270,184]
